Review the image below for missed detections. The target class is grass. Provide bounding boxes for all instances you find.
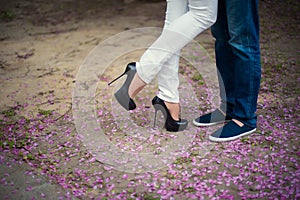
[0,10,14,21]
[38,109,53,116]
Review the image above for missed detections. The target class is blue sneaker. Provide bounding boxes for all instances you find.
[209,120,256,142]
[193,108,232,126]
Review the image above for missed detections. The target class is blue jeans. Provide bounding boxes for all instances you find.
[211,0,261,128]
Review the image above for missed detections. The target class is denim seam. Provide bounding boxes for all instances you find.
[246,0,255,120]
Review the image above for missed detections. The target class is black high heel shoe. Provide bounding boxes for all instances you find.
[152,96,188,132]
[108,62,137,110]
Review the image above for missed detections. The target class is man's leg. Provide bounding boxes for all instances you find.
[211,0,235,116]
[209,0,261,142]
[225,0,261,128]
[193,0,234,127]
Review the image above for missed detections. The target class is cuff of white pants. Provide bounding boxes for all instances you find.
[157,93,180,103]
[136,62,152,84]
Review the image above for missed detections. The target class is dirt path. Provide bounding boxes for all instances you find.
[0,0,299,199]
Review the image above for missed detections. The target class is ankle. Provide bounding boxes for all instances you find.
[128,74,146,98]
[232,119,244,127]
[164,101,180,121]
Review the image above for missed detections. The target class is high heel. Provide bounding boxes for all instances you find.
[108,62,137,110]
[152,96,188,132]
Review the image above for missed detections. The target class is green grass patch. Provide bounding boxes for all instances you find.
[38,109,53,116]
[1,108,16,117]
[0,10,14,21]
[192,73,203,81]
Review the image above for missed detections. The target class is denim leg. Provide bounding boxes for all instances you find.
[221,0,261,127]
[211,0,235,117]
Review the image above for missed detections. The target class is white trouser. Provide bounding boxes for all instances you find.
[136,0,217,103]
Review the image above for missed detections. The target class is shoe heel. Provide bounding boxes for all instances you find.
[108,72,126,86]
[108,63,137,110]
[153,108,157,128]
[108,62,135,86]
[153,104,167,128]
[151,96,188,132]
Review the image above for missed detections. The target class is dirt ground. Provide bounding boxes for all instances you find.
[0,0,298,114]
[0,0,299,199]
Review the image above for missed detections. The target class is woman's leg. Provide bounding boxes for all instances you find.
[129,0,217,120]
[136,0,217,88]
[157,0,188,105]
[128,0,188,101]
[156,0,188,120]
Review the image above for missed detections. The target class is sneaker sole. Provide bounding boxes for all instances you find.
[209,128,256,142]
[192,119,231,127]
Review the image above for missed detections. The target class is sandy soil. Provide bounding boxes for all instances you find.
[0,0,298,113]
